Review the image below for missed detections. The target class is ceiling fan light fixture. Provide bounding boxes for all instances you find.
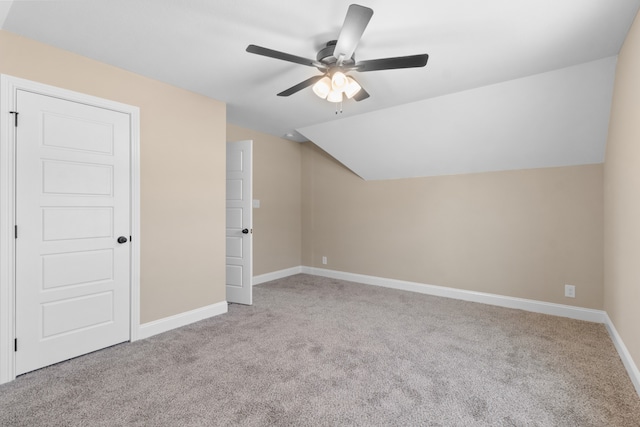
[312,76,331,99]
[327,90,343,103]
[331,71,348,92]
[344,77,362,99]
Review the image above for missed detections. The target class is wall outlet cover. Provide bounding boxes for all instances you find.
[565,284,576,298]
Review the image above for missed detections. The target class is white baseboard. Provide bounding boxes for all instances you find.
[253,266,303,286]
[137,301,228,340]
[604,314,640,396]
[301,266,606,323]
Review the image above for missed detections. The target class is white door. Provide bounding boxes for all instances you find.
[226,140,252,305]
[15,90,131,375]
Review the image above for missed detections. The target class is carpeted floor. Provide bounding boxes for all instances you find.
[1,274,639,426]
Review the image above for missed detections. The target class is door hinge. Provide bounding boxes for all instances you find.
[14,339,17,352]
[9,111,18,127]
[14,225,17,239]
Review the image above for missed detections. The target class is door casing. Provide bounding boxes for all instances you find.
[0,75,141,384]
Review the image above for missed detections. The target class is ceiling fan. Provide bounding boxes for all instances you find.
[246,4,429,105]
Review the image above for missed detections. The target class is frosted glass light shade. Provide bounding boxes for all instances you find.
[344,77,362,99]
[327,90,343,103]
[312,76,331,99]
[331,72,348,92]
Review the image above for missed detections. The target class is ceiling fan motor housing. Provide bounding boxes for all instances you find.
[316,40,355,72]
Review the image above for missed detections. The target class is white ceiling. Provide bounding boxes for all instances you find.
[2,0,639,179]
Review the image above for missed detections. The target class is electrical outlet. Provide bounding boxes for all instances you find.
[564,284,575,298]
[322,256,327,265]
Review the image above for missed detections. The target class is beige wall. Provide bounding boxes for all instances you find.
[604,12,640,370]
[226,124,301,276]
[302,143,604,309]
[0,30,227,323]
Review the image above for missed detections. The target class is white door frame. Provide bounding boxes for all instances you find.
[0,75,141,384]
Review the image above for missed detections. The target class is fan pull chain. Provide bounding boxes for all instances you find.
[335,102,344,115]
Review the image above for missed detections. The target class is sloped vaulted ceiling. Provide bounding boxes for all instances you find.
[299,57,617,180]
[2,0,639,180]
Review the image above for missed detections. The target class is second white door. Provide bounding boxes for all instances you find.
[226,140,252,305]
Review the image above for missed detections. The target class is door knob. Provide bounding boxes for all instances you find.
[117,236,128,244]
[242,228,249,234]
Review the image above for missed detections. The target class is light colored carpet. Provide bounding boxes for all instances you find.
[0,274,639,426]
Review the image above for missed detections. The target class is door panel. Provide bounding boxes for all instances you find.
[15,90,131,375]
[42,160,113,195]
[42,207,113,240]
[42,291,114,338]
[42,112,115,154]
[225,140,252,305]
[42,249,113,289]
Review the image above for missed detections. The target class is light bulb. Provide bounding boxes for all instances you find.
[312,76,331,99]
[327,90,343,103]
[344,77,362,99]
[331,72,348,92]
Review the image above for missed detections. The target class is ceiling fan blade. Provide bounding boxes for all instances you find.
[356,54,429,72]
[277,75,325,97]
[353,86,370,102]
[333,4,374,62]
[246,45,326,69]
